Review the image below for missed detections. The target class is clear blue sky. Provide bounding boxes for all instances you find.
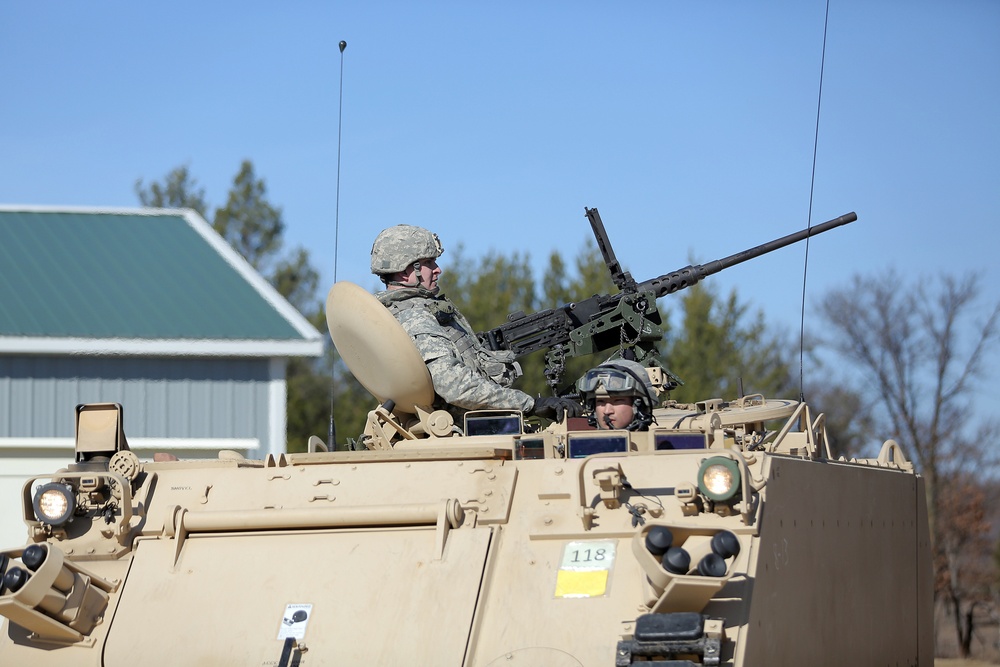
[2,1,998,410]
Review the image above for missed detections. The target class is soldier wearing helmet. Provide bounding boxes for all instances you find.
[370,224,445,290]
[371,224,582,424]
[575,359,660,431]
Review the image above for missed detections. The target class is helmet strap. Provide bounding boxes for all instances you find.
[386,261,424,288]
[626,397,655,431]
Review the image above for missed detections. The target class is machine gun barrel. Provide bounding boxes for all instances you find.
[638,211,857,298]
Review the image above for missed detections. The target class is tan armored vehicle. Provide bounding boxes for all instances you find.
[0,211,933,666]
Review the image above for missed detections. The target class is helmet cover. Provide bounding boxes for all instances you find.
[371,225,444,275]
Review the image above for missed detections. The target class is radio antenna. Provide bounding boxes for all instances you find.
[798,0,831,402]
[328,39,347,450]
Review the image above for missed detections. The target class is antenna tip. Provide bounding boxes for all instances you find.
[339,41,347,53]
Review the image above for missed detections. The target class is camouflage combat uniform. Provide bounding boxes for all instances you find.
[376,287,534,421]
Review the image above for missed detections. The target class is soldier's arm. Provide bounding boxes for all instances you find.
[395,306,534,412]
[418,334,533,412]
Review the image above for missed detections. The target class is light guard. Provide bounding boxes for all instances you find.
[697,457,741,502]
[32,483,76,527]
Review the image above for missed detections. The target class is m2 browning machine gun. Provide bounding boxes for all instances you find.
[478,208,858,390]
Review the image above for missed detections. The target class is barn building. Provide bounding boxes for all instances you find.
[0,205,324,545]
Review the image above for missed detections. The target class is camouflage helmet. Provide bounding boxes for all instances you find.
[370,225,444,276]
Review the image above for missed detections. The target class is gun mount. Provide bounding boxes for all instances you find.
[479,209,857,390]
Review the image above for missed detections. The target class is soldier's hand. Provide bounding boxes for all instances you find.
[531,396,583,422]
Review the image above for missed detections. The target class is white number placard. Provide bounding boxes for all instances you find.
[554,540,616,598]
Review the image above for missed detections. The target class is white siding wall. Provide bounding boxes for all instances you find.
[0,356,276,447]
[0,354,291,546]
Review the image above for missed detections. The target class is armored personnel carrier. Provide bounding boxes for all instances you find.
[0,211,933,666]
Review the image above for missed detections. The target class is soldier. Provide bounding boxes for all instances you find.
[575,359,660,431]
[371,224,581,424]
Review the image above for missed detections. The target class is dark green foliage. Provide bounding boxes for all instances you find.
[284,356,334,454]
[328,359,377,449]
[439,243,535,335]
[212,160,285,272]
[286,352,372,453]
[663,283,795,403]
[134,165,208,218]
[272,247,321,317]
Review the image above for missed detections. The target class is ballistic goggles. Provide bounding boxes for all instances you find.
[576,365,646,395]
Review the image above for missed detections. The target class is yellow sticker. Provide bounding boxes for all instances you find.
[555,540,616,598]
[555,569,609,598]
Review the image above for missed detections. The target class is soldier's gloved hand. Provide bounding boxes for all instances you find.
[531,396,583,422]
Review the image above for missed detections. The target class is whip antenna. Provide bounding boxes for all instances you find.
[798,0,831,402]
[333,39,347,283]
[329,39,347,450]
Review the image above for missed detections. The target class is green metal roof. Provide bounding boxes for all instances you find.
[0,207,322,356]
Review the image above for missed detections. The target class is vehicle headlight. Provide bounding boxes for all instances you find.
[697,457,741,502]
[32,482,76,526]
